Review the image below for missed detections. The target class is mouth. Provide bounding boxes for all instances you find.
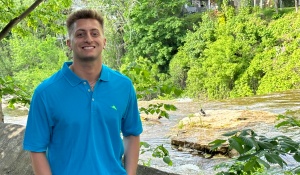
[82,46,95,50]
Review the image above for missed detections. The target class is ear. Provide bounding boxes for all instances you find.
[66,39,71,50]
[103,38,107,49]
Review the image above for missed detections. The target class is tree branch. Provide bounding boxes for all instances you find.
[0,0,44,41]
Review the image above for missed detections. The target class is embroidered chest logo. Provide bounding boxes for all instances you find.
[111,105,117,111]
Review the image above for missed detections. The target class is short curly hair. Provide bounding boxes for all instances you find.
[66,9,104,36]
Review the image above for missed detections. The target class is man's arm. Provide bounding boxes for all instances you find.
[30,152,52,175]
[123,135,140,175]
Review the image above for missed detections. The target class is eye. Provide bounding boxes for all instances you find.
[76,32,85,38]
[92,31,100,37]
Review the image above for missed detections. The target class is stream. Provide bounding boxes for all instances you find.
[3,89,300,175]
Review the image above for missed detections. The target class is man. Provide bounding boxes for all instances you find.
[23,9,143,175]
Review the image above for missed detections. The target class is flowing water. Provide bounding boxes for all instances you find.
[3,90,300,174]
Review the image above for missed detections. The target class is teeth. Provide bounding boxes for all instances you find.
[83,46,94,50]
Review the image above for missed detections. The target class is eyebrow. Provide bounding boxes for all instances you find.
[75,29,100,32]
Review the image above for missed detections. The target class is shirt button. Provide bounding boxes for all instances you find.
[83,82,87,85]
[92,98,95,101]
[88,89,91,92]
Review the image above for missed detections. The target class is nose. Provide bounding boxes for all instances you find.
[84,33,93,43]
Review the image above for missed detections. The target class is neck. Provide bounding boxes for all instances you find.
[69,62,101,83]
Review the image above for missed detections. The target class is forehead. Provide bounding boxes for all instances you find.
[73,18,103,32]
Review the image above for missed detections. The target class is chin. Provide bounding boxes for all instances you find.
[78,56,98,62]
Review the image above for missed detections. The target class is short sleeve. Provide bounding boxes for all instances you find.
[121,83,143,137]
[23,90,53,152]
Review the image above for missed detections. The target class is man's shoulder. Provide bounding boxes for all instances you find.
[103,65,132,83]
[34,70,64,93]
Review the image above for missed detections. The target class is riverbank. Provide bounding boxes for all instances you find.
[139,95,300,174]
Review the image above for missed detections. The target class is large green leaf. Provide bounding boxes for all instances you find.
[239,135,259,149]
[264,153,286,167]
[257,141,274,150]
[229,137,244,154]
[244,157,260,172]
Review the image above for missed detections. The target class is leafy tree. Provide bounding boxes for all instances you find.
[0,0,71,40]
[0,0,71,122]
[121,56,181,100]
[175,12,217,98]
[256,12,300,94]
[0,0,44,40]
[185,8,268,99]
[231,12,300,97]
[123,0,187,72]
[9,35,68,95]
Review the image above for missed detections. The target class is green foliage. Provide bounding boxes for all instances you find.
[185,10,268,99]
[9,34,68,95]
[0,76,30,108]
[180,12,217,98]
[121,57,182,100]
[0,39,13,77]
[169,50,190,89]
[0,0,71,112]
[182,12,203,31]
[182,7,300,100]
[139,103,177,119]
[123,0,187,72]
[275,115,300,128]
[1,0,71,38]
[182,13,217,59]
[152,144,173,166]
[140,142,173,166]
[210,129,300,175]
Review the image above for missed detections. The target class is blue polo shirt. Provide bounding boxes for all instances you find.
[23,62,143,175]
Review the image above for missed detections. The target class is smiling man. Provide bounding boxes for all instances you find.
[23,9,143,175]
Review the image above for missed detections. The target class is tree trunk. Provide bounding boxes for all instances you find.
[274,0,278,13]
[0,99,3,123]
[260,0,263,8]
[296,0,299,12]
[0,83,3,123]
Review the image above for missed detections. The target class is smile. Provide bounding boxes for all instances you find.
[82,46,95,50]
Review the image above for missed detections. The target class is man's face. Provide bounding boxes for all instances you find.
[67,19,106,62]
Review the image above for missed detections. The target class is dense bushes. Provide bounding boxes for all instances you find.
[2,2,300,101]
[174,8,300,99]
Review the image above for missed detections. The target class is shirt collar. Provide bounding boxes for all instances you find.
[99,64,109,82]
[62,62,109,87]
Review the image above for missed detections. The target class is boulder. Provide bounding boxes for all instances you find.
[0,123,177,175]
